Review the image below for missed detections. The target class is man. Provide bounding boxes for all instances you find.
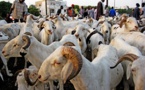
[140,3,145,18]
[96,0,105,20]
[109,7,116,17]
[133,3,140,20]
[9,0,27,23]
[56,5,63,15]
[88,7,94,18]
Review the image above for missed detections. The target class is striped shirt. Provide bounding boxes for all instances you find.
[11,0,27,19]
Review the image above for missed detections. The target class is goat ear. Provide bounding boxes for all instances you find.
[126,63,132,80]
[61,61,73,84]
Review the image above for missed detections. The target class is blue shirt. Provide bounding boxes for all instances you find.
[109,9,116,17]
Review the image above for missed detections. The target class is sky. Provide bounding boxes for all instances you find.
[0,0,144,8]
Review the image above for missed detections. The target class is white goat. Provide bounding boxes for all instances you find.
[39,21,56,45]
[2,34,80,90]
[74,24,91,56]
[15,66,44,90]
[38,45,124,90]
[86,30,105,60]
[20,14,40,41]
[111,54,145,90]
[0,20,7,26]
[114,32,145,55]
[0,23,22,40]
[110,37,142,57]
[97,21,111,44]
[116,17,139,32]
[50,16,84,41]
[110,37,142,90]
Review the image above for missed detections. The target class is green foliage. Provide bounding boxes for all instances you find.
[74,5,80,13]
[28,5,40,16]
[0,1,12,19]
[117,8,133,15]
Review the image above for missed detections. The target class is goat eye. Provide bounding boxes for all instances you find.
[131,69,136,72]
[19,74,22,76]
[51,61,61,66]
[13,44,17,47]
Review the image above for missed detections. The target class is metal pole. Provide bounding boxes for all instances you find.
[114,0,115,8]
[45,0,47,15]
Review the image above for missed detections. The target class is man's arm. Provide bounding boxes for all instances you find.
[9,1,15,14]
[23,4,28,16]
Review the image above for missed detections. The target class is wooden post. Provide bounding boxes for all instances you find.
[106,0,108,6]
[45,0,47,15]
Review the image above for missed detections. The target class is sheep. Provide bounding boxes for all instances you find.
[0,20,7,26]
[118,17,139,32]
[97,21,111,44]
[86,30,105,60]
[0,23,22,40]
[39,20,56,45]
[19,14,41,41]
[113,32,145,55]
[50,15,86,41]
[15,66,44,90]
[49,15,70,41]
[2,34,80,90]
[110,37,142,57]
[111,53,145,90]
[37,45,124,90]
[0,31,9,40]
[110,37,142,90]
[74,24,91,56]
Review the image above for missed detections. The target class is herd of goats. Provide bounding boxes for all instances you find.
[0,13,145,90]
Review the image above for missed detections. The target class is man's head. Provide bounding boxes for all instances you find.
[19,0,25,3]
[60,5,63,9]
[136,3,140,7]
[101,0,105,2]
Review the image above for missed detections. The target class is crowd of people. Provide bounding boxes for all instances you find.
[7,0,120,23]
[65,0,118,20]
[133,3,145,20]
[7,0,145,23]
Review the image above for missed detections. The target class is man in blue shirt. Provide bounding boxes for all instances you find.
[109,7,116,17]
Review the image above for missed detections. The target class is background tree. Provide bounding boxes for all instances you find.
[0,1,12,19]
[74,5,80,12]
[28,5,40,16]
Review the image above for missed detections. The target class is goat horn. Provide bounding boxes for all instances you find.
[24,69,38,86]
[61,46,83,81]
[63,42,75,46]
[24,32,32,36]
[110,53,139,69]
[14,69,23,78]
[97,21,104,27]
[38,21,45,29]
[22,35,31,50]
